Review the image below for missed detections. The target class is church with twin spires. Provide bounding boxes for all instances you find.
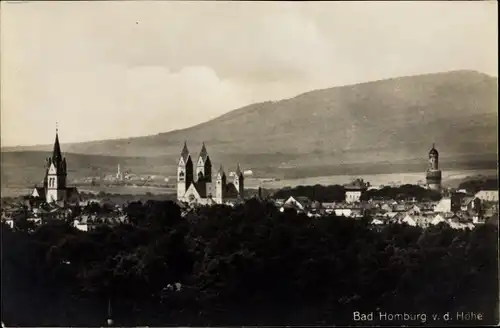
[177,142,244,205]
[31,128,80,204]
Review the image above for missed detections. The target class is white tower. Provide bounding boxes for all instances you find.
[45,126,67,203]
[177,142,194,201]
[214,165,226,204]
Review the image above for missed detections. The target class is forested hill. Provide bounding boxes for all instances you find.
[3,70,497,169]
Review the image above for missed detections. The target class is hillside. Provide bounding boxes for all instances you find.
[2,70,497,183]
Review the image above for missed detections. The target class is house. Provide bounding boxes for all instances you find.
[401,214,430,228]
[274,199,286,207]
[407,205,423,215]
[434,196,461,213]
[401,215,417,227]
[380,203,393,212]
[280,196,312,214]
[431,214,447,226]
[332,207,365,218]
[393,203,411,212]
[321,202,336,209]
[344,179,369,204]
[448,218,474,230]
[475,190,499,202]
[2,218,14,229]
[460,197,481,212]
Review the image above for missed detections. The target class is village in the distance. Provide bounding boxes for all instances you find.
[1,127,498,232]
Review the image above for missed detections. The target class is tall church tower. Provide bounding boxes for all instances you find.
[196,143,212,183]
[426,143,442,191]
[214,165,226,204]
[177,142,194,200]
[45,127,68,203]
[233,163,244,198]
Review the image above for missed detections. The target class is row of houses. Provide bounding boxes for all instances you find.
[273,191,498,229]
[3,189,498,232]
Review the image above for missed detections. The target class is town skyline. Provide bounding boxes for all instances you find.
[1,1,497,147]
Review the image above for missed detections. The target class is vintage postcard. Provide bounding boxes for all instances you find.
[1,1,498,326]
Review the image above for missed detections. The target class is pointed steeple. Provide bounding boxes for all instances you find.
[217,164,225,177]
[52,124,63,164]
[181,141,190,161]
[235,163,243,176]
[199,142,208,161]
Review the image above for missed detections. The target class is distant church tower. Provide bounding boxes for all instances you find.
[233,163,244,198]
[45,126,68,202]
[214,165,226,204]
[426,143,442,191]
[196,143,212,183]
[177,142,194,200]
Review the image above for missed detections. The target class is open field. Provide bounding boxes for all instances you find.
[0,185,176,198]
[2,169,497,199]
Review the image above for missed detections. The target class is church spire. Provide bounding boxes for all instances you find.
[52,123,62,164]
[181,141,190,162]
[235,163,243,176]
[199,142,208,160]
[217,164,225,177]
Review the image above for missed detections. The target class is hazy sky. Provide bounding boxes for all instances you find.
[1,1,497,147]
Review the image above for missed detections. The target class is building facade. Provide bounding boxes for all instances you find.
[344,178,369,203]
[31,128,80,204]
[177,142,244,205]
[426,144,442,191]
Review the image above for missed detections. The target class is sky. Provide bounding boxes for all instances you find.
[1,1,498,147]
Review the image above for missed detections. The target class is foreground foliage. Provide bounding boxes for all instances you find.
[2,199,498,326]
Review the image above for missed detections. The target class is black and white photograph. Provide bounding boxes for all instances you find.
[1,1,498,326]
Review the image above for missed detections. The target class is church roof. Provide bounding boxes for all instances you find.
[199,142,209,161]
[181,141,190,162]
[225,183,240,198]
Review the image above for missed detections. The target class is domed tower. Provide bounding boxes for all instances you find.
[426,143,442,191]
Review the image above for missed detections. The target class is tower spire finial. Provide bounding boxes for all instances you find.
[56,121,59,134]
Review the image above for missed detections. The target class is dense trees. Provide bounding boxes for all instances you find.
[272,184,441,202]
[458,178,498,194]
[2,200,497,326]
[362,184,442,201]
[273,184,346,202]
